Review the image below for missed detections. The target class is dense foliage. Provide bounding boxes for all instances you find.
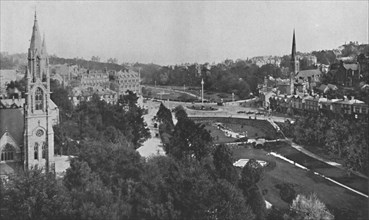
[53,90,150,156]
[280,115,369,173]
[1,100,260,220]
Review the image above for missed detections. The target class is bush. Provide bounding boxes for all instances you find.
[290,193,334,220]
[275,183,297,204]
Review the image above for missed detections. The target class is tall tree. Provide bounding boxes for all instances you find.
[213,144,238,184]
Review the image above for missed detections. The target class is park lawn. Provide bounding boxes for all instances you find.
[144,87,197,101]
[231,147,368,219]
[144,85,241,101]
[205,124,236,144]
[222,123,266,138]
[265,141,368,195]
[204,91,240,102]
[193,117,281,140]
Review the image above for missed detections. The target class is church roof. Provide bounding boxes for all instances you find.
[49,99,58,110]
[343,63,358,71]
[0,98,25,109]
[296,69,322,78]
[0,108,24,148]
[0,162,23,176]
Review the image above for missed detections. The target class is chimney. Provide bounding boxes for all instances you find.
[351,96,354,101]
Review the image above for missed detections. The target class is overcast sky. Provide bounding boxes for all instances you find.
[1,1,368,65]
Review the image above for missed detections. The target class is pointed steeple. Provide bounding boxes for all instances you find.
[30,10,42,51]
[42,33,47,55]
[291,29,296,62]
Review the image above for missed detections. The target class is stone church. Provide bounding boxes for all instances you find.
[0,13,59,175]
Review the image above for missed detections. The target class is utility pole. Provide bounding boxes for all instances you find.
[201,78,204,105]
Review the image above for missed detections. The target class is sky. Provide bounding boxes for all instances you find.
[0,1,368,65]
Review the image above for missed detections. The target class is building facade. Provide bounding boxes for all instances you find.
[80,70,109,88]
[69,86,118,106]
[113,69,141,96]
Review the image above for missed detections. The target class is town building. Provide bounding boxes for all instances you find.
[69,86,118,106]
[0,13,59,175]
[80,70,109,88]
[250,56,281,67]
[113,69,141,96]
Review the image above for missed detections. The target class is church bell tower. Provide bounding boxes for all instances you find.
[24,12,55,172]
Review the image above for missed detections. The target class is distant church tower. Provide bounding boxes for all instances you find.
[24,12,55,172]
[290,29,299,95]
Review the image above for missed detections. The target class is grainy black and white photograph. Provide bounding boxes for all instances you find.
[0,1,368,219]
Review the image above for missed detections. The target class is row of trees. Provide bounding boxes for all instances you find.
[280,115,368,173]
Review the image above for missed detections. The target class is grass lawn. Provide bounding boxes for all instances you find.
[193,117,281,140]
[264,141,368,195]
[143,86,197,101]
[205,124,236,143]
[203,91,240,102]
[144,85,241,102]
[231,147,368,219]
[222,123,266,138]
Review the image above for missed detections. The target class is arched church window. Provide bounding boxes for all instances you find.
[1,144,15,161]
[35,88,43,110]
[34,142,39,160]
[42,142,46,159]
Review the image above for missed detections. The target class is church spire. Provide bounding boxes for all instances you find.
[290,29,298,95]
[42,33,47,55]
[291,29,296,62]
[30,10,42,51]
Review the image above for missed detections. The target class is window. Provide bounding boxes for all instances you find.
[1,144,15,161]
[35,88,43,110]
[42,142,46,159]
[34,142,39,160]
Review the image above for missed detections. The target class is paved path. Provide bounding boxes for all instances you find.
[137,101,166,158]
